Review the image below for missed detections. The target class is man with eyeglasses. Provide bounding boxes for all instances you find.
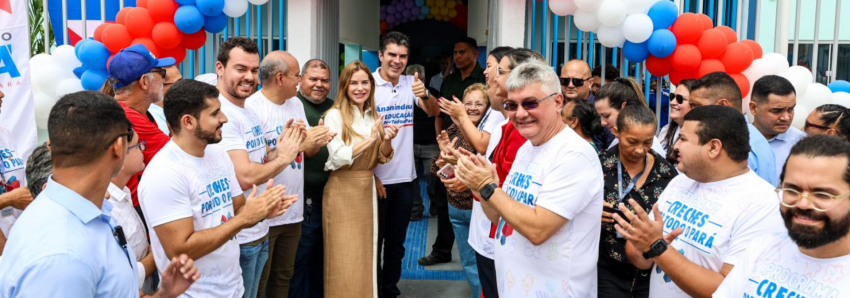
[713,134,850,297]
[613,106,784,298]
[748,75,807,178]
[0,91,200,297]
[108,44,175,219]
[455,61,603,297]
[148,65,183,136]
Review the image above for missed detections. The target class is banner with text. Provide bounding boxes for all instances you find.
[0,0,38,161]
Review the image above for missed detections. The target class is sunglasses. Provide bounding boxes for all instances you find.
[104,127,135,149]
[670,93,687,104]
[127,140,146,152]
[503,93,558,112]
[804,121,832,131]
[149,68,166,79]
[559,77,591,88]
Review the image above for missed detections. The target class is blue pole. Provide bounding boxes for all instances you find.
[644,68,651,104]
[280,0,286,50]
[257,4,262,60]
[577,30,583,60]
[623,59,628,77]
[731,0,738,29]
[589,32,595,67]
[188,50,195,79]
[246,6,251,37]
[552,15,559,69]
[235,17,241,37]
[541,1,547,58]
[566,16,572,60]
[200,43,205,74]
[530,0,536,51]
[708,0,715,26]
[223,19,228,41]
[685,0,690,13]
[613,47,618,68]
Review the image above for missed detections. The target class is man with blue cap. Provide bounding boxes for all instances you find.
[107,44,175,218]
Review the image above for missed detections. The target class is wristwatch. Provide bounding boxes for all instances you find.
[642,239,668,259]
[420,88,430,100]
[480,183,498,201]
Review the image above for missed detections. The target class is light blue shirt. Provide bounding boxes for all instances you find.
[0,178,138,297]
[747,123,779,186]
[148,104,170,135]
[768,127,807,177]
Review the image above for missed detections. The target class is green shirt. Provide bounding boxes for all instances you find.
[439,63,486,129]
[298,93,335,190]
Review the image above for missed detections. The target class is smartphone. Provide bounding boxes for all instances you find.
[603,205,628,223]
[438,164,455,179]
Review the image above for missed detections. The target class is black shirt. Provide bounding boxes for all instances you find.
[438,63,486,130]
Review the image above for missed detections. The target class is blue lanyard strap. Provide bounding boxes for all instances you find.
[617,157,647,202]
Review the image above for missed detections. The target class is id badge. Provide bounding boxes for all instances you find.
[1,207,12,217]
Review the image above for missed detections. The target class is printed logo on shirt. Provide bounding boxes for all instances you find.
[0,148,24,174]
[659,194,724,255]
[220,212,232,224]
[747,262,843,298]
[655,249,684,284]
[291,153,302,169]
[245,125,266,154]
[497,170,541,246]
[197,166,235,218]
[377,104,414,126]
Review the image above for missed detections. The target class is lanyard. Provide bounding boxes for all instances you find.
[617,157,647,202]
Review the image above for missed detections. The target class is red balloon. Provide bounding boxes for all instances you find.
[115,7,131,24]
[670,13,705,45]
[696,29,728,59]
[671,44,702,73]
[697,13,713,30]
[148,0,179,23]
[101,24,133,53]
[93,23,110,42]
[697,59,726,78]
[721,42,755,73]
[716,26,737,44]
[730,73,751,96]
[124,8,155,38]
[161,46,187,64]
[181,30,207,50]
[380,21,389,32]
[646,55,673,76]
[152,22,182,50]
[131,37,161,58]
[669,69,696,85]
[137,0,149,8]
[740,40,763,59]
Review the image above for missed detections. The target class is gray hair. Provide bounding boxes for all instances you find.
[405,64,425,78]
[25,143,52,198]
[113,73,154,96]
[260,56,288,84]
[506,61,561,96]
[301,59,330,75]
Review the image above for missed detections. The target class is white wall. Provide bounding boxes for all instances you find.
[339,0,380,50]
[467,0,489,46]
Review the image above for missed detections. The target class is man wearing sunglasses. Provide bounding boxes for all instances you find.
[713,135,850,297]
[559,59,593,103]
[108,44,175,217]
[455,61,604,297]
[748,75,806,178]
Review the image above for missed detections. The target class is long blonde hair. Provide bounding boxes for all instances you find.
[325,60,379,144]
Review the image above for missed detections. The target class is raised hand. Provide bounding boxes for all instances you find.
[300,118,331,152]
[277,119,304,164]
[383,124,401,141]
[455,153,496,194]
[370,115,386,142]
[242,179,284,224]
[439,96,468,123]
[155,254,200,298]
[612,200,669,253]
[268,194,299,218]
[412,72,428,98]
[436,130,451,153]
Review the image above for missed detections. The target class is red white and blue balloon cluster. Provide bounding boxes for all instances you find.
[549,0,850,129]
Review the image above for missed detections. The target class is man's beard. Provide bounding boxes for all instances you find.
[226,78,255,100]
[147,83,164,104]
[301,89,327,104]
[195,125,223,144]
[782,207,850,249]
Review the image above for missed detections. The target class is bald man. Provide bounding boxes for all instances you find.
[560,59,594,103]
[247,51,332,297]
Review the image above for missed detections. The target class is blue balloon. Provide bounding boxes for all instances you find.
[203,12,228,33]
[420,5,430,15]
[647,29,677,58]
[175,0,195,5]
[623,41,650,62]
[81,69,109,91]
[647,1,678,30]
[195,0,224,17]
[76,40,111,70]
[174,5,205,34]
[73,66,88,79]
[828,80,850,94]
[415,0,425,6]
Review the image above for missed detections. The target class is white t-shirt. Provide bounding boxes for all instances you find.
[139,141,244,298]
[713,232,850,298]
[649,171,785,298]
[469,118,510,259]
[245,92,307,226]
[0,127,26,238]
[372,70,419,185]
[215,95,269,244]
[494,127,603,298]
[480,109,506,158]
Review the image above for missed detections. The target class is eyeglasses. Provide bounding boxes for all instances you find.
[503,93,558,112]
[496,66,510,78]
[559,77,591,88]
[127,140,146,152]
[804,121,832,131]
[104,127,134,149]
[670,93,687,104]
[775,187,850,212]
[149,68,166,79]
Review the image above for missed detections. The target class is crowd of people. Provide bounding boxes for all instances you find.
[0,30,849,298]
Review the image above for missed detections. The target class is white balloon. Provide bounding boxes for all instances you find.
[33,91,58,129]
[787,66,813,84]
[742,59,772,86]
[223,0,249,18]
[791,103,809,130]
[574,0,602,11]
[247,0,268,4]
[832,92,850,109]
[626,0,657,14]
[549,0,578,16]
[574,9,601,32]
[29,54,54,70]
[779,72,809,100]
[54,78,85,98]
[31,64,67,96]
[803,83,833,108]
[51,45,81,76]
[597,0,627,26]
[35,116,49,130]
[597,24,626,48]
[622,13,653,43]
[762,53,790,75]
